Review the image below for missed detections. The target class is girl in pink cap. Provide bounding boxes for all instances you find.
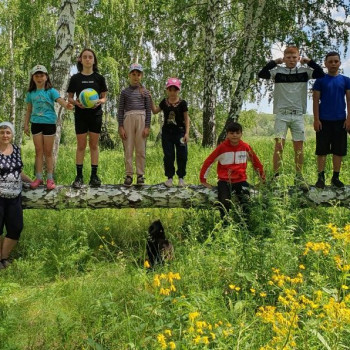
[151,78,190,187]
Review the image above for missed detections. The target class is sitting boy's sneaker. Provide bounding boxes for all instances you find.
[46,179,56,190]
[72,176,84,189]
[315,177,325,189]
[137,175,145,185]
[178,178,186,187]
[30,178,43,189]
[124,176,133,187]
[331,177,344,188]
[164,178,173,187]
[294,174,309,191]
[89,174,101,188]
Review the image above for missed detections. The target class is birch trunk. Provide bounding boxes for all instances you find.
[20,185,350,210]
[9,21,16,129]
[190,119,202,143]
[202,0,220,147]
[217,0,267,143]
[51,0,79,169]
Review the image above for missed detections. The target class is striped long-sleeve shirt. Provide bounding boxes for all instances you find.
[117,85,151,127]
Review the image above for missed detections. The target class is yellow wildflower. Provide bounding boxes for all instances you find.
[164,329,172,337]
[144,260,150,268]
[202,336,210,345]
[160,288,171,296]
[153,275,161,287]
[299,264,305,270]
[168,341,176,349]
[189,311,200,322]
[260,292,267,298]
[157,334,167,349]
[193,335,201,344]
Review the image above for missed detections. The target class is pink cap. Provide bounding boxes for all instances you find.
[166,77,181,90]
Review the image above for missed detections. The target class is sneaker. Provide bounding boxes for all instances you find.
[294,174,309,191]
[89,174,101,188]
[315,177,325,189]
[137,175,145,186]
[164,178,173,187]
[46,179,56,190]
[0,259,11,269]
[178,178,186,187]
[30,178,43,189]
[124,176,133,187]
[72,176,84,189]
[331,177,344,188]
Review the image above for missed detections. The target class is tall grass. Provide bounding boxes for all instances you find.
[1,119,350,349]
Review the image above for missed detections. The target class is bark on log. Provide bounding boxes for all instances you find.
[21,185,350,210]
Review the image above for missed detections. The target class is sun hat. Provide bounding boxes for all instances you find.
[166,78,181,90]
[129,63,143,73]
[31,64,48,75]
[0,121,15,135]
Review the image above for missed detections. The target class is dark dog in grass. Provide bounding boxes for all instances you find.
[146,220,174,267]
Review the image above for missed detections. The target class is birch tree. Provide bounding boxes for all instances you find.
[217,0,350,143]
[218,0,267,142]
[51,0,79,169]
[202,0,221,147]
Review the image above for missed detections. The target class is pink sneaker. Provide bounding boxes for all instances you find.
[46,179,56,190]
[30,178,43,189]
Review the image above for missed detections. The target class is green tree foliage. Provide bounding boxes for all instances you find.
[0,0,349,146]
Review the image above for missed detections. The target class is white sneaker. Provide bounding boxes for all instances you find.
[178,178,185,187]
[164,178,173,187]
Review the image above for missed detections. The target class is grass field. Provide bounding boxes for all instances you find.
[1,117,350,349]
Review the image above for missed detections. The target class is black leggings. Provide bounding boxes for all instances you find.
[0,195,23,240]
[217,181,250,219]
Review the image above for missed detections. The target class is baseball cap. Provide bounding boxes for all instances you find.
[31,65,48,75]
[0,121,15,135]
[166,78,181,90]
[129,63,143,73]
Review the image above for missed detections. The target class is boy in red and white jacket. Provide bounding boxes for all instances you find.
[200,122,265,219]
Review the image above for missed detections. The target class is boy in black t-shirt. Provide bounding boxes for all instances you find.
[151,78,190,187]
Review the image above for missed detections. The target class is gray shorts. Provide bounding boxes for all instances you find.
[274,112,305,141]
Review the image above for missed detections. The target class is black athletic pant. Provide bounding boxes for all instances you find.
[161,127,187,179]
[217,180,250,219]
[0,195,23,240]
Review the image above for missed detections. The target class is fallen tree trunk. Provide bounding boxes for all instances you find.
[21,184,350,209]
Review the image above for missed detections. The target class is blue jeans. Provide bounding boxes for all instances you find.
[161,127,187,179]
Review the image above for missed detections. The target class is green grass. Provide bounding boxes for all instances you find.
[1,119,350,349]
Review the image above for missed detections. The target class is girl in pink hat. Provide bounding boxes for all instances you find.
[151,78,190,187]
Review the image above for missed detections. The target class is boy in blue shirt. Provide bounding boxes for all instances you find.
[313,52,350,188]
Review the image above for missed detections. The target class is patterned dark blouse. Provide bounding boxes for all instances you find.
[0,144,23,198]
